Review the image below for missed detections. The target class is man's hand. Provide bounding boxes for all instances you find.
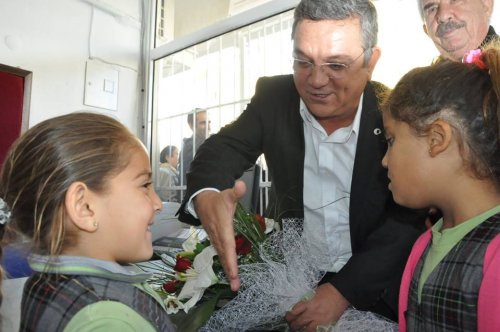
[285,283,349,332]
[193,180,247,291]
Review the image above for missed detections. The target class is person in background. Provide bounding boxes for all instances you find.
[157,145,180,202]
[417,0,497,62]
[0,112,176,331]
[179,109,210,187]
[178,0,427,330]
[382,41,500,331]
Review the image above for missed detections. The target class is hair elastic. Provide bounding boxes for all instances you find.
[0,198,11,225]
[462,48,487,69]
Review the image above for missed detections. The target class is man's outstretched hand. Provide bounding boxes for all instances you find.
[193,180,247,291]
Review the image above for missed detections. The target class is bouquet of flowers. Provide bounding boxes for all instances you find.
[144,204,398,332]
[143,203,276,329]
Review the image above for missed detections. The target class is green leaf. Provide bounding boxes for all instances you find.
[170,298,216,332]
[169,287,233,331]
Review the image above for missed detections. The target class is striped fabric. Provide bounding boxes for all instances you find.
[20,273,176,332]
[405,214,500,331]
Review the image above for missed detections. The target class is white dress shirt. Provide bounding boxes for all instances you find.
[188,95,364,273]
[300,95,363,272]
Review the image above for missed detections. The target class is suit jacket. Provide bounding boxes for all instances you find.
[178,74,426,318]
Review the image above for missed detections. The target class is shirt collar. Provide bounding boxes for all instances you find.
[28,254,152,283]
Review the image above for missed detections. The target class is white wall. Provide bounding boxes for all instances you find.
[0,0,143,134]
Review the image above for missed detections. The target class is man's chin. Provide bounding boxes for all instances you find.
[437,36,471,58]
[439,43,469,61]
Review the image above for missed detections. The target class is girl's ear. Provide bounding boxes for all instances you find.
[65,182,98,233]
[427,119,453,157]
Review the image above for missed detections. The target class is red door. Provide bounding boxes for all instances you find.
[0,70,25,167]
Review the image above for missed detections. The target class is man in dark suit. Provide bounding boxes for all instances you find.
[178,0,426,330]
[417,0,497,62]
[179,109,210,187]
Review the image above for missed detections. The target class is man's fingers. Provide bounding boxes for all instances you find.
[195,181,248,292]
[210,225,240,291]
[231,180,247,202]
[223,251,241,291]
[286,304,312,332]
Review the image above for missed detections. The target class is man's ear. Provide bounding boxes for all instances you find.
[65,182,97,233]
[366,46,381,78]
[427,119,452,157]
[481,0,493,16]
[423,23,429,36]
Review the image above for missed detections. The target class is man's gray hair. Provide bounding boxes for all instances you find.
[416,0,424,20]
[291,0,378,63]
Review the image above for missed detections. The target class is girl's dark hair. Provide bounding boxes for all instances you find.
[0,112,141,256]
[382,40,500,188]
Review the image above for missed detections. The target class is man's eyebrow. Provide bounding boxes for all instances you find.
[293,48,351,62]
[292,49,307,58]
[422,1,436,12]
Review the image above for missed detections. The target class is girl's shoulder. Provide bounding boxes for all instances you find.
[64,301,158,332]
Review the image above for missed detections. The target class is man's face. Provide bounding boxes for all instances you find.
[292,18,380,131]
[421,0,492,61]
[194,111,210,140]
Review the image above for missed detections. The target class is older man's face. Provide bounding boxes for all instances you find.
[421,0,493,61]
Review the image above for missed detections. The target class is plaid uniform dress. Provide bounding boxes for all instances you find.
[405,214,500,331]
[20,273,176,332]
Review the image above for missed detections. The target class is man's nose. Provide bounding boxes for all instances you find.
[436,3,454,24]
[309,64,330,87]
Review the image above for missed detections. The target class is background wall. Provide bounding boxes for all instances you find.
[0,0,143,134]
[0,0,498,135]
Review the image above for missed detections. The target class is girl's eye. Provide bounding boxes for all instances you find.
[385,137,394,147]
[143,181,153,189]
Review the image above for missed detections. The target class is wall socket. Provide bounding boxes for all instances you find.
[84,59,119,111]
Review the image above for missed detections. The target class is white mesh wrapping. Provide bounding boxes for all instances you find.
[201,219,398,331]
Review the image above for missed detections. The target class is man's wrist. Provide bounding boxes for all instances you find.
[186,188,220,218]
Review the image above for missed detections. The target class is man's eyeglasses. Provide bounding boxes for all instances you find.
[292,48,368,80]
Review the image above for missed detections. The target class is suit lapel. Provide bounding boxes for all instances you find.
[349,82,389,238]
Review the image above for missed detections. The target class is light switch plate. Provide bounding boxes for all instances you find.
[84,60,119,111]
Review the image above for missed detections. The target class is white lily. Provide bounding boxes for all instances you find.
[265,218,277,234]
[164,295,185,314]
[182,226,200,252]
[177,245,219,312]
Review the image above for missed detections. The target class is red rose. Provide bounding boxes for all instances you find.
[174,256,192,272]
[235,234,252,255]
[162,280,179,293]
[255,214,266,232]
